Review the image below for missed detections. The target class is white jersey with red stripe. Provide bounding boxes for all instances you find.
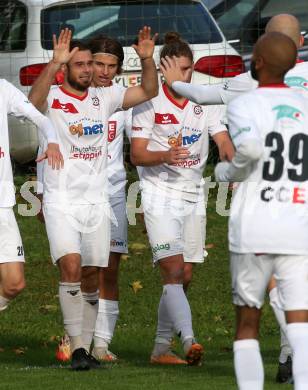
[220,60,308,104]
[132,84,227,201]
[228,84,308,254]
[43,85,125,204]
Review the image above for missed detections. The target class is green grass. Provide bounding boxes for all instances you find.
[0,168,292,389]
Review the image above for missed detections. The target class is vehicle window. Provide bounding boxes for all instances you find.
[0,0,27,51]
[41,0,222,49]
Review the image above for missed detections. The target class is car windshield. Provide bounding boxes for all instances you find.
[212,0,308,54]
[0,0,27,51]
[41,0,222,50]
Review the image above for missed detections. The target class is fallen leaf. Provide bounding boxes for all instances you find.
[0,347,4,352]
[13,347,26,355]
[130,280,143,294]
[49,335,59,342]
[205,243,215,249]
[39,304,58,314]
[121,255,130,261]
[129,243,147,251]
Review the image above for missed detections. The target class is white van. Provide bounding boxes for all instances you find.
[0,0,243,164]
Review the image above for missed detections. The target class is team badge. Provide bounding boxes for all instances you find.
[108,121,117,142]
[193,105,203,117]
[92,96,100,107]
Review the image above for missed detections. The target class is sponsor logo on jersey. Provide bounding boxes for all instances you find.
[108,121,117,142]
[92,96,100,107]
[168,131,201,147]
[273,105,302,121]
[51,98,79,113]
[260,185,306,204]
[152,243,170,254]
[69,145,103,161]
[285,76,308,90]
[69,123,104,137]
[0,147,4,158]
[155,113,179,124]
[232,126,251,140]
[173,153,201,168]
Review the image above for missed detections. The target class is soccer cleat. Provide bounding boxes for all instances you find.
[185,343,204,366]
[92,347,118,362]
[71,348,91,371]
[276,356,293,384]
[150,352,187,365]
[86,352,101,369]
[55,334,71,362]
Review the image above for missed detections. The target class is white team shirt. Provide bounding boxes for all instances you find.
[0,79,54,207]
[107,109,131,198]
[43,85,125,204]
[132,84,227,201]
[228,85,308,254]
[220,60,308,103]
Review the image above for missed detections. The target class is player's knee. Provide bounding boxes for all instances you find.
[3,278,25,298]
[59,255,81,282]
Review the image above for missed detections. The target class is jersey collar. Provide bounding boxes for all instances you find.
[59,86,88,101]
[258,83,289,89]
[296,58,304,63]
[162,83,189,110]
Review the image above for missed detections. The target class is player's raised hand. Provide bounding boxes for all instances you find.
[160,56,190,87]
[165,146,190,165]
[52,28,79,65]
[36,143,64,170]
[132,26,158,60]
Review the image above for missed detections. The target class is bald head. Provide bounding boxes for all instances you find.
[252,32,297,83]
[265,14,302,48]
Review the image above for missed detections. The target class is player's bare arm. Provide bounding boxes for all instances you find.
[29,28,79,112]
[212,131,235,161]
[130,138,190,166]
[123,27,159,109]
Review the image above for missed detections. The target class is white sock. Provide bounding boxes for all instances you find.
[82,291,99,352]
[59,282,83,352]
[161,284,194,350]
[234,339,264,390]
[269,288,292,362]
[94,299,119,348]
[0,295,10,312]
[287,323,308,390]
[152,294,174,356]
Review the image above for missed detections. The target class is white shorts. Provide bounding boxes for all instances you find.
[142,192,206,264]
[0,208,25,263]
[110,195,128,254]
[231,252,308,311]
[43,203,110,267]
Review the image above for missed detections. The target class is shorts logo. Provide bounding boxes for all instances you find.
[108,121,117,142]
[17,246,23,256]
[155,113,179,124]
[0,147,4,158]
[51,99,79,113]
[92,96,100,106]
[69,123,104,137]
[110,239,126,247]
[193,105,203,116]
[152,243,170,254]
[273,105,303,121]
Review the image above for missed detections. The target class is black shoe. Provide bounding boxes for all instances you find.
[276,356,293,384]
[71,348,91,371]
[86,352,101,369]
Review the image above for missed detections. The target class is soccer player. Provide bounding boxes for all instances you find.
[161,13,308,383]
[82,35,132,362]
[29,27,158,370]
[0,79,63,315]
[131,32,234,365]
[215,31,308,390]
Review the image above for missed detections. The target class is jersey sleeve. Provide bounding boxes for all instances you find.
[131,100,155,139]
[227,93,263,154]
[124,108,133,142]
[220,72,258,104]
[206,105,228,136]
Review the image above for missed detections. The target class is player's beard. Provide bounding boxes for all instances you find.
[250,60,259,81]
[67,72,91,92]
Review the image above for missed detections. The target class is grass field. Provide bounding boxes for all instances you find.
[0,168,292,389]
